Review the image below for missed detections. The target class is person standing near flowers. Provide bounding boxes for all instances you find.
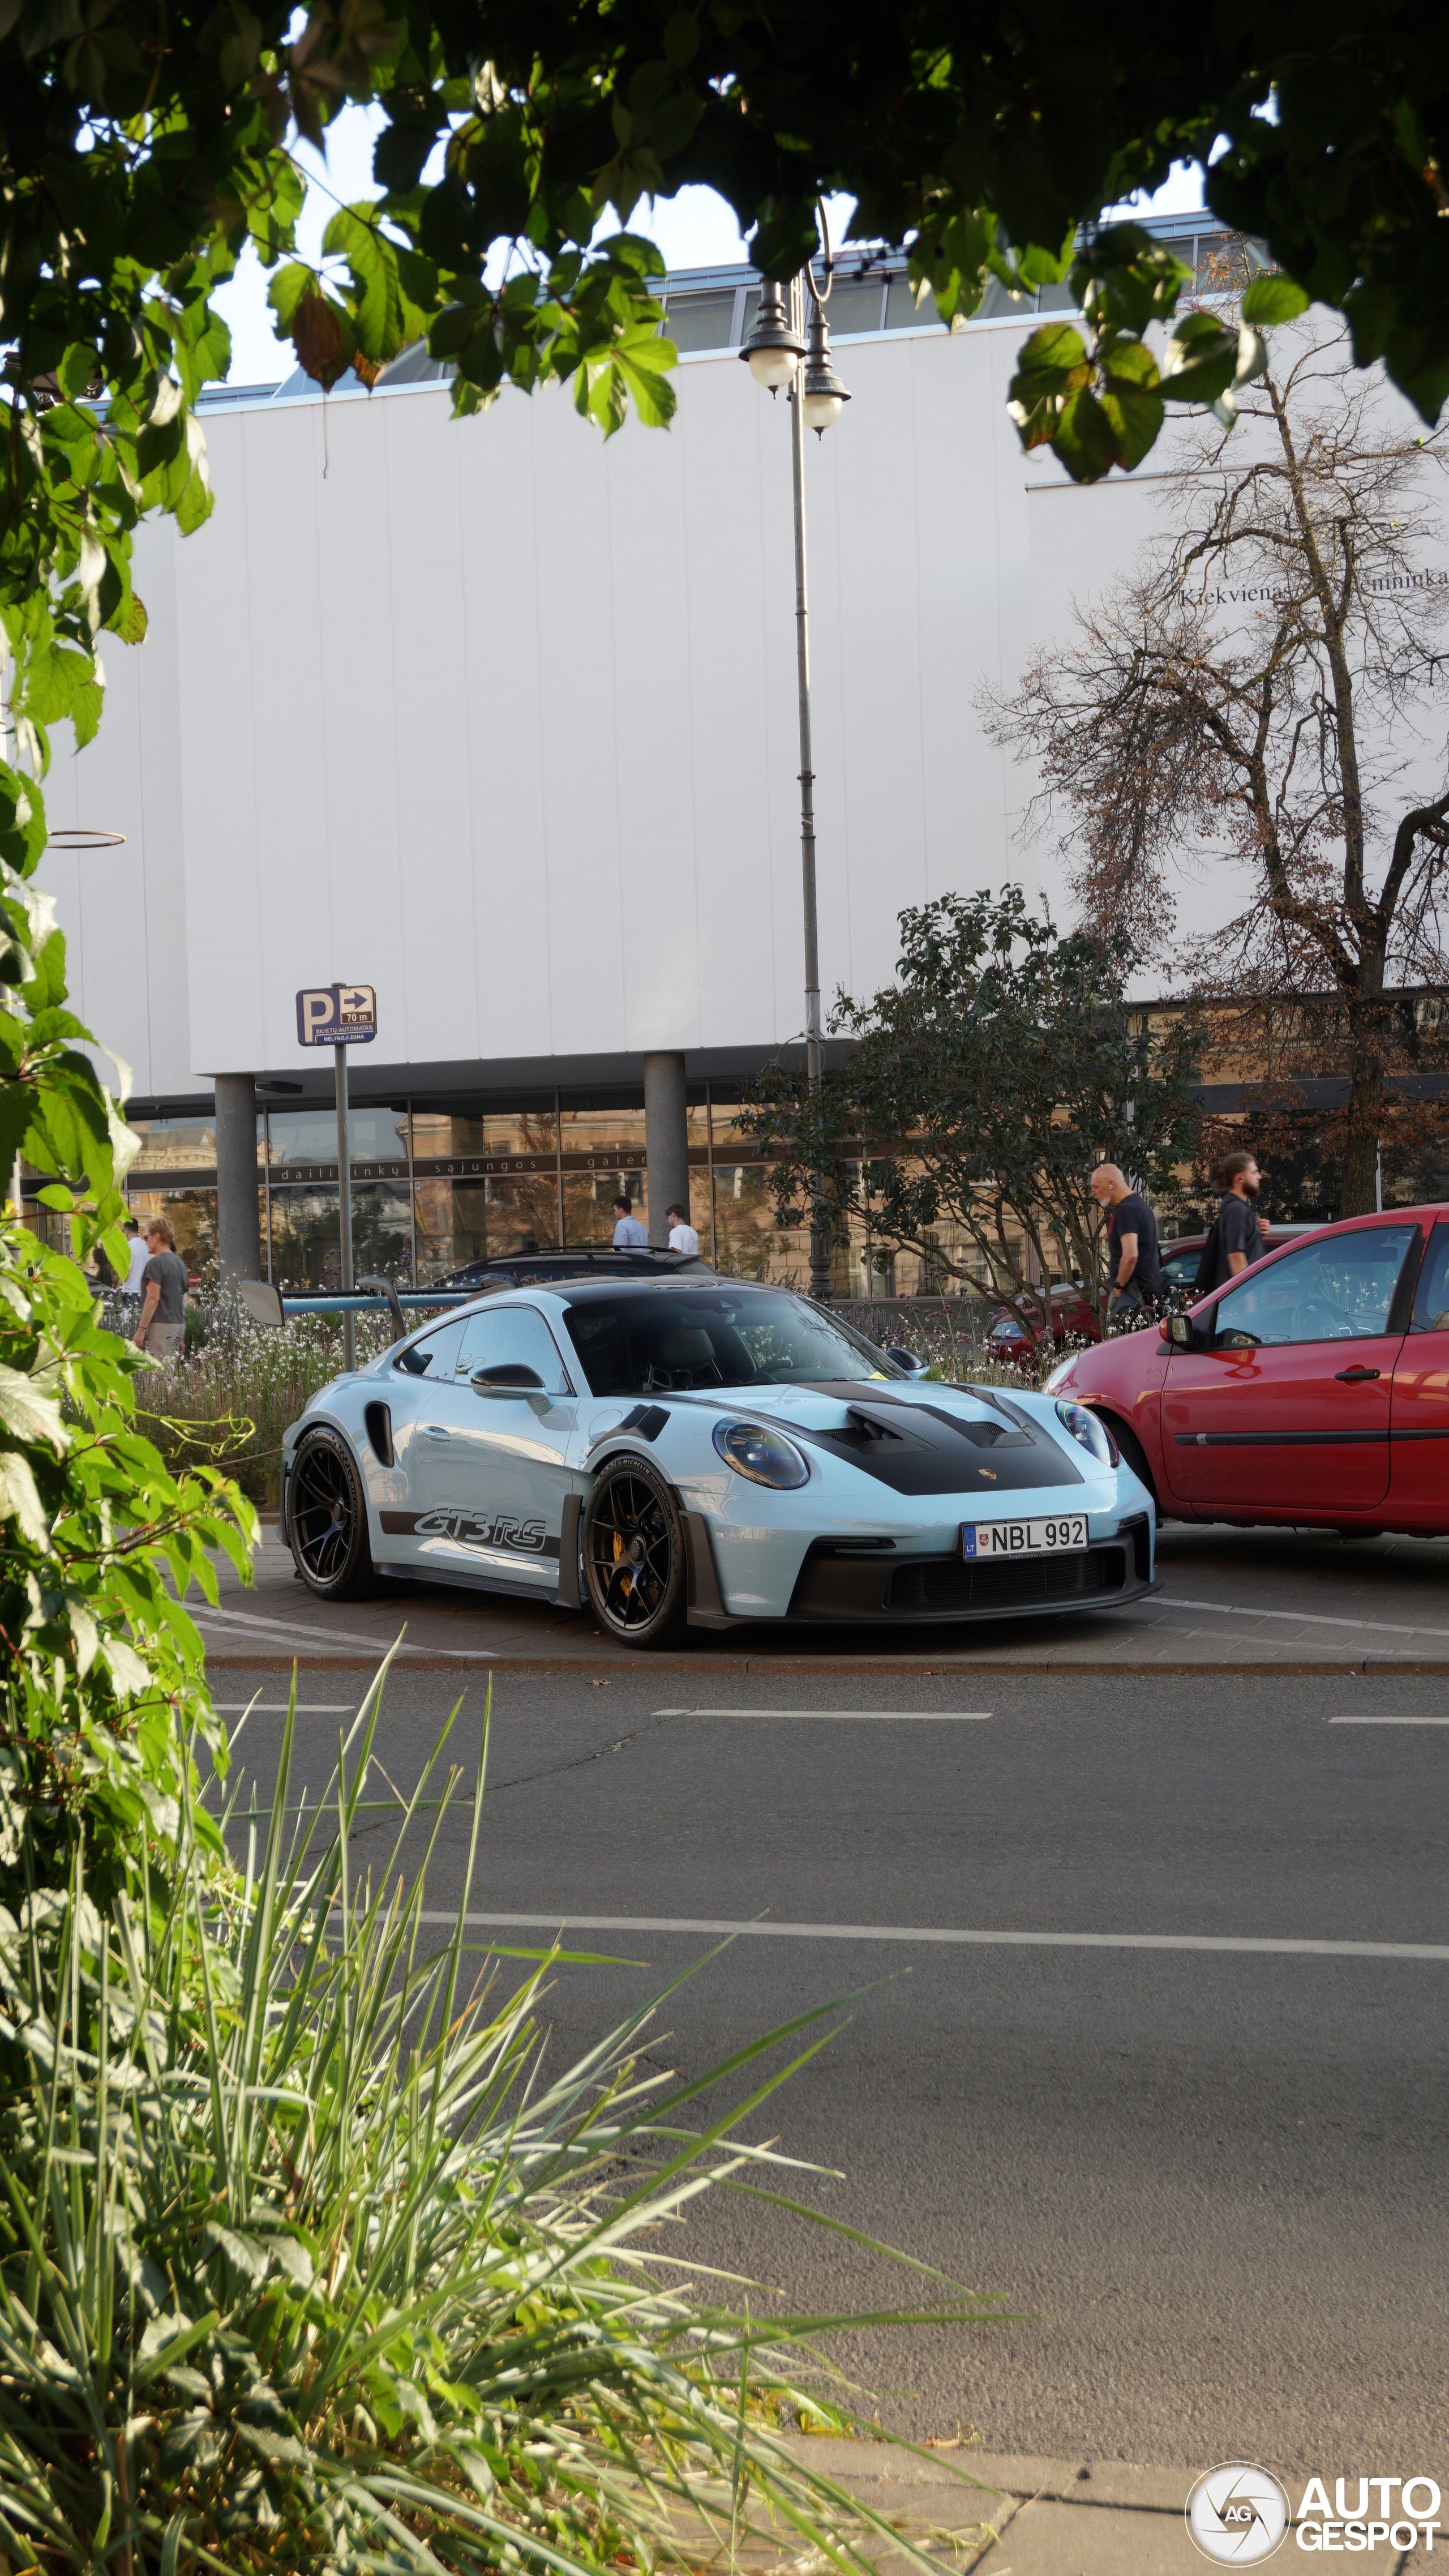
[132,1217,190,1358]
[1089,1162,1164,1319]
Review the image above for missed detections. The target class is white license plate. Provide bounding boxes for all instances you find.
[963,1515,1089,1559]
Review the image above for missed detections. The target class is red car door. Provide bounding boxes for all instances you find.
[1162,1221,1421,1514]
[1390,1219,1449,1519]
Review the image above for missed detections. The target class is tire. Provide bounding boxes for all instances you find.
[1105,1414,1161,1521]
[582,1454,688,1649]
[288,1426,378,1601]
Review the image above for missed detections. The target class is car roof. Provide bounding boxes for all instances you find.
[547,1272,781,1300]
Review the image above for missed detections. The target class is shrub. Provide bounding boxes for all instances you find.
[0,1674,1005,2574]
[0,1218,255,1898]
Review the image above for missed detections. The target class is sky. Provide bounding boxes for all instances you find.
[211,109,1208,387]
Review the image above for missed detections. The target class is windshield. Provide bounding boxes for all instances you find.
[560,1287,899,1395]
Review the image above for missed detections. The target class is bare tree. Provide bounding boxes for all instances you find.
[987,326,1449,1213]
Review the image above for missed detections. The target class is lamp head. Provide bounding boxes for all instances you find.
[740,278,805,391]
[801,299,851,435]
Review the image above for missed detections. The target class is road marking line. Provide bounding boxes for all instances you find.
[212,1702,357,1713]
[1159,1594,1449,1642]
[1328,1715,1449,1726]
[194,1605,490,1658]
[653,1708,991,1722]
[420,1912,1449,1960]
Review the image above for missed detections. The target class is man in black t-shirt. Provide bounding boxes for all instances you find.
[1201,1150,1267,1292]
[1089,1163,1164,1316]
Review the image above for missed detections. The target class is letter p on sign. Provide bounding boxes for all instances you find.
[297,987,337,1045]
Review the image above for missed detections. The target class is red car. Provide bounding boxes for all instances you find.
[987,1283,1102,1372]
[1045,1204,1449,1534]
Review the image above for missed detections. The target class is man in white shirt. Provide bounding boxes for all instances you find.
[612,1195,648,1247]
[666,1201,700,1256]
[121,1217,149,1315]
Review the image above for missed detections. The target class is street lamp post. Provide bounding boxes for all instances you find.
[740,216,851,1302]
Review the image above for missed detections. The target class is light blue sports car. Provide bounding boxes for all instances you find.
[281,1276,1156,1647]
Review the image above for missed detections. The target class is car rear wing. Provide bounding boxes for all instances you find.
[238,1279,474,1332]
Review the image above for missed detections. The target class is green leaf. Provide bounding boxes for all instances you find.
[1050,385,1123,482]
[1097,382,1165,469]
[1009,322,1091,407]
[1241,272,1311,327]
[1160,310,1240,404]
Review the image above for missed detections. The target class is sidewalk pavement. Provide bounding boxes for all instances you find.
[783,2438,1196,2571]
[778,2440,1428,2573]
[193,1517,1449,1677]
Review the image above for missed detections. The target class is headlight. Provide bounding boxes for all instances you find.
[1056,1400,1119,1467]
[712,1420,811,1489]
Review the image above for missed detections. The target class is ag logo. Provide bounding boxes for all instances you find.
[1185,2464,1290,2562]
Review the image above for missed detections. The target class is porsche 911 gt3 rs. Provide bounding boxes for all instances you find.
[281,1277,1156,1646]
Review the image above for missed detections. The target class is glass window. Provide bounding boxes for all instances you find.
[822,278,886,335]
[126,1188,217,1273]
[409,1101,557,1159]
[395,1317,465,1377]
[1409,1223,1449,1332]
[126,1115,220,1174]
[269,1181,411,1290]
[884,275,941,331]
[265,1106,409,1166]
[455,1304,572,1392]
[1159,1243,1205,1289]
[560,1286,896,1395]
[665,291,737,352]
[1210,1225,1418,1348]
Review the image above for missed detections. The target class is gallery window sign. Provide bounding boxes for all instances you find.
[295,984,378,1047]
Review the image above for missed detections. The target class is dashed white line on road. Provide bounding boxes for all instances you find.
[653,1707,991,1722]
[1328,1715,1449,1726]
[421,1912,1449,1961]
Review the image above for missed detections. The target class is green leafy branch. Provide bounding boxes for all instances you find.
[1005,228,1311,483]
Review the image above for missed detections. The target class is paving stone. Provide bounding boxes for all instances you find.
[966,2493,1193,2573]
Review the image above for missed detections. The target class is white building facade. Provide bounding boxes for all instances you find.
[35,219,1336,1289]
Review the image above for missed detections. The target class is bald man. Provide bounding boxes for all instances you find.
[1090,1162,1164,1316]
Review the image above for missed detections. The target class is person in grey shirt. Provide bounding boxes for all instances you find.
[133,1218,190,1358]
[612,1195,648,1248]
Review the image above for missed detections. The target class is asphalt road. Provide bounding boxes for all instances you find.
[217,1661,1449,2487]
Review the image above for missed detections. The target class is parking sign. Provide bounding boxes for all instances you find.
[295,983,378,1046]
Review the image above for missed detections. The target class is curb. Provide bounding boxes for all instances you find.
[196,1648,1449,1676]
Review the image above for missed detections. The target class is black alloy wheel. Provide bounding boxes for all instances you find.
[582,1455,687,1648]
[288,1426,378,1600]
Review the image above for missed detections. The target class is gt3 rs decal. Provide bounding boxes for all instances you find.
[378,1507,559,1557]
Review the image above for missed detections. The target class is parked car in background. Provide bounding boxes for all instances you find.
[1156,1219,1326,1297]
[1045,1204,1449,1535]
[988,1283,1102,1372]
[430,1247,712,1291]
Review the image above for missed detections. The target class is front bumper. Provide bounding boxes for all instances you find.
[783,1513,1155,1624]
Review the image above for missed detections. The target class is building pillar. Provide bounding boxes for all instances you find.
[215,1074,261,1282]
[643,1052,689,1248]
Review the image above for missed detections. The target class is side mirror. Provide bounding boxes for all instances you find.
[471,1363,546,1398]
[239,1278,285,1329]
[1163,1312,1199,1350]
[884,1346,931,1378]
